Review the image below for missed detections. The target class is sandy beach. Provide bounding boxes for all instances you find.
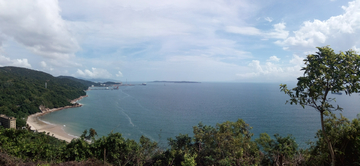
[26,95,88,143]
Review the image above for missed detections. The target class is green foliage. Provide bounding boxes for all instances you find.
[1,116,360,165]
[280,46,360,165]
[157,119,261,166]
[0,127,67,163]
[256,133,299,165]
[64,136,93,161]
[139,135,161,164]
[307,114,360,165]
[0,66,92,128]
[0,127,161,165]
[93,132,140,165]
[280,46,360,112]
[81,128,98,141]
[193,119,261,165]
[154,134,193,166]
[181,153,197,166]
[16,118,27,128]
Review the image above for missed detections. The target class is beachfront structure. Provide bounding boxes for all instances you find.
[0,114,16,129]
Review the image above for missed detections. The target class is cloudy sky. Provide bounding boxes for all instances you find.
[0,0,360,82]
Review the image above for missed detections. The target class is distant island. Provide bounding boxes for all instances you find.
[152,81,201,83]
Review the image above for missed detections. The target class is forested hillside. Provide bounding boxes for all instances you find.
[0,66,92,127]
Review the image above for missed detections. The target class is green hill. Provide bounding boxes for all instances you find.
[0,66,93,127]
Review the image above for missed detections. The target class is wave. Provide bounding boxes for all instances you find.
[60,125,80,139]
[115,104,135,127]
[39,117,80,139]
[118,89,152,113]
[37,117,56,126]
[138,129,155,142]
[124,112,135,127]
[67,133,80,139]
[134,98,152,112]
[115,92,135,127]
[119,89,131,98]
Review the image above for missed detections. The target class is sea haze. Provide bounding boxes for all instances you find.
[40,82,360,148]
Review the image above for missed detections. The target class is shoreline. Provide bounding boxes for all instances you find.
[26,95,88,142]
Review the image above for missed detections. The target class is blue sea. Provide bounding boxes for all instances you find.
[40,82,360,148]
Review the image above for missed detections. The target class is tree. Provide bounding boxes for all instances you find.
[256,133,299,165]
[280,46,360,166]
[192,119,261,165]
[308,114,360,165]
[80,128,98,141]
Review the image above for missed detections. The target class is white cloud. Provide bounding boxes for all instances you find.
[285,54,305,77]
[40,61,47,68]
[236,60,282,78]
[267,56,280,62]
[12,59,31,68]
[59,0,260,61]
[225,26,262,35]
[0,0,79,59]
[76,67,112,78]
[116,71,123,77]
[0,54,31,68]
[224,23,289,40]
[265,23,289,39]
[116,54,249,82]
[352,45,360,52]
[249,60,264,73]
[62,0,258,41]
[236,72,259,78]
[277,0,360,51]
[289,54,305,66]
[1,0,336,82]
[236,54,306,82]
[265,17,273,22]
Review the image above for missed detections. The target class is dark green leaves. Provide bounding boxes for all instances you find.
[256,133,298,165]
[280,46,360,165]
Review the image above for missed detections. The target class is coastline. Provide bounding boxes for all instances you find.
[26,95,88,143]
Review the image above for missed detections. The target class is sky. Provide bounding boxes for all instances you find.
[0,0,360,82]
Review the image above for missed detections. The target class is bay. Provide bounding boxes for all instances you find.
[40,82,360,148]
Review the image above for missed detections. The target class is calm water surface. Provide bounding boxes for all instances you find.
[40,82,360,148]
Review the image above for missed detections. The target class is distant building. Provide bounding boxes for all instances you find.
[0,114,16,129]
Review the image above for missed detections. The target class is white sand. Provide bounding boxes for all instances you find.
[26,95,88,142]
[27,113,76,142]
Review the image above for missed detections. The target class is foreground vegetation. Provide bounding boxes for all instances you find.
[281,46,360,165]
[0,114,359,166]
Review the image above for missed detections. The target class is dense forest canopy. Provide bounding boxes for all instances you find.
[0,66,94,127]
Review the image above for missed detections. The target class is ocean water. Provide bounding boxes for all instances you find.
[40,82,360,148]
